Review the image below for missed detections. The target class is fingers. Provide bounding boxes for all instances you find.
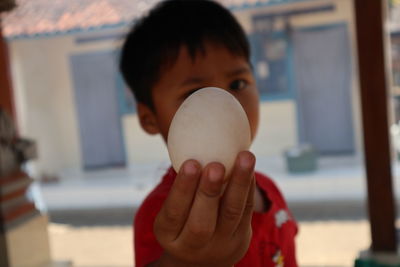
[154,160,201,243]
[234,175,255,237]
[217,151,255,236]
[155,151,255,250]
[179,162,225,248]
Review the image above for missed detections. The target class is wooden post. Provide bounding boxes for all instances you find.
[0,19,12,267]
[354,0,398,252]
[0,20,15,119]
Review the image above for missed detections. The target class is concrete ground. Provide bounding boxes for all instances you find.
[37,155,400,212]
[34,155,400,267]
[47,219,381,267]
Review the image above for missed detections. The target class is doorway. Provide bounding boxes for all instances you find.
[70,50,126,169]
[292,24,355,154]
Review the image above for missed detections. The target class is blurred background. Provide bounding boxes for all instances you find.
[0,0,399,266]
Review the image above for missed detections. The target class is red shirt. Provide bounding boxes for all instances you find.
[134,167,298,267]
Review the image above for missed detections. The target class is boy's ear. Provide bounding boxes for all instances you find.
[137,103,160,135]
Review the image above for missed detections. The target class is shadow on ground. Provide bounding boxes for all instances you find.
[47,199,400,226]
[48,207,138,226]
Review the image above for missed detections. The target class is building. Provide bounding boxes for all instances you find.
[2,0,360,178]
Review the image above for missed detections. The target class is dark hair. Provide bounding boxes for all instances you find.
[119,0,250,110]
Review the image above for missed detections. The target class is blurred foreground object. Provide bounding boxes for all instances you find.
[355,250,400,267]
[0,4,70,265]
[354,0,399,265]
[0,109,37,176]
[0,109,54,267]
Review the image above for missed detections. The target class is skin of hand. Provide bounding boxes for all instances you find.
[150,151,256,267]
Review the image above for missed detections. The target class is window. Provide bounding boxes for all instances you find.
[250,15,294,101]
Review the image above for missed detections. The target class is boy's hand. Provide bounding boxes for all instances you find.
[153,151,255,267]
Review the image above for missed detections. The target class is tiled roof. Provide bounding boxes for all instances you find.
[1,0,312,39]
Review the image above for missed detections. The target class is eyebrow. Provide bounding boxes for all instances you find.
[225,66,252,77]
[180,66,252,88]
[180,77,205,87]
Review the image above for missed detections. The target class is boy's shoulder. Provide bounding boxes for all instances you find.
[254,171,288,208]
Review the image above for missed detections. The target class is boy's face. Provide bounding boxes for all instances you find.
[139,41,260,143]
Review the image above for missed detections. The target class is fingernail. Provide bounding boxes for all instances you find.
[240,153,253,169]
[208,166,223,182]
[184,161,198,176]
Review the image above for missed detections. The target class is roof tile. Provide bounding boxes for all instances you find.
[1,0,311,38]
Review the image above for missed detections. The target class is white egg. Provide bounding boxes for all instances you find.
[167,87,251,177]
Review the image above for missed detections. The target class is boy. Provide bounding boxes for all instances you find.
[119,0,298,266]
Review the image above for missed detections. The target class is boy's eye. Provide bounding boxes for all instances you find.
[229,79,248,91]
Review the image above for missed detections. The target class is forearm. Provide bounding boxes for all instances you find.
[146,253,192,267]
[147,253,233,267]
[149,153,255,267]
[146,253,183,267]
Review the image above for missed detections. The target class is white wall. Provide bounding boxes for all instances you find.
[10,36,82,175]
[251,101,298,157]
[9,0,360,178]
[122,115,169,164]
[9,31,127,176]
